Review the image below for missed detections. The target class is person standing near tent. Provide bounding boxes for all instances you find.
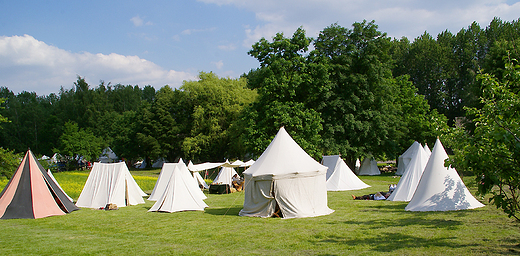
[232,174,244,192]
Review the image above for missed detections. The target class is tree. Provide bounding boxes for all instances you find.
[244,27,325,159]
[446,59,520,221]
[57,121,104,170]
[314,21,400,166]
[0,98,21,178]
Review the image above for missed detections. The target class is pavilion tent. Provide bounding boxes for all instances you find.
[213,160,238,185]
[405,139,485,211]
[149,159,206,201]
[241,160,255,168]
[76,162,147,208]
[321,155,370,191]
[47,169,73,202]
[239,127,334,219]
[357,157,380,176]
[387,141,430,201]
[396,142,417,176]
[0,150,79,219]
[148,165,208,213]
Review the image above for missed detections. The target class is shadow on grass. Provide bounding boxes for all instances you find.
[311,231,475,253]
[204,207,242,216]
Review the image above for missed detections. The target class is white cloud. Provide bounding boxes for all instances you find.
[130,15,153,27]
[0,35,196,95]
[199,0,520,45]
[218,43,236,51]
[181,27,217,35]
[212,60,224,69]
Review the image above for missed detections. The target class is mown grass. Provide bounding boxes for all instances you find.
[0,170,519,255]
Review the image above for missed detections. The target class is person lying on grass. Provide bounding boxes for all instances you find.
[351,184,396,200]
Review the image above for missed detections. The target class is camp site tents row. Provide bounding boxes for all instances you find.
[0,127,484,219]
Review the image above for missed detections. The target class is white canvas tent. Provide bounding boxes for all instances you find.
[148,165,208,212]
[405,139,485,211]
[76,162,146,208]
[387,141,430,201]
[213,160,238,185]
[239,127,334,219]
[423,144,431,156]
[152,157,167,168]
[188,161,209,189]
[357,157,380,175]
[149,159,206,201]
[396,143,416,176]
[99,147,118,163]
[321,155,370,191]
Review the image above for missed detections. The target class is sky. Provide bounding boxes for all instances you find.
[1,0,520,96]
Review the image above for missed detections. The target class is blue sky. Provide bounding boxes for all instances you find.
[1,0,520,95]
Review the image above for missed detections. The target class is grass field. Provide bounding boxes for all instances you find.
[0,170,519,255]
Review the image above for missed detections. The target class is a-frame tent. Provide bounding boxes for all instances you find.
[213,160,238,185]
[396,142,416,176]
[321,155,370,191]
[239,127,334,219]
[387,141,429,201]
[149,159,206,201]
[0,150,79,219]
[76,162,147,208]
[188,161,209,189]
[357,157,380,175]
[148,165,208,213]
[405,139,485,211]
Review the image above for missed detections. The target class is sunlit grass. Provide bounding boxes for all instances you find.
[0,171,519,255]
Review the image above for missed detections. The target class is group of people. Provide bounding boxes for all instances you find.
[351,184,397,200]
[231,174,245,192]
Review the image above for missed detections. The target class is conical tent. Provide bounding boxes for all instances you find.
[387,142,430,201]
[358,157,380,175]
[149,159,206,201]
[213,160,238,185]
[99,147,118,163]
[423,144,431,156]
[47,169,73,202]
[239,127,334,219]
[76,162,147,208]
[405,139,485,211]
[149,165,208,213]
[396,142,416,176]
[321,155,370,191]
[0,150,79,219]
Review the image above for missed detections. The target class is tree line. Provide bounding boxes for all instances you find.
[0,17,519,174]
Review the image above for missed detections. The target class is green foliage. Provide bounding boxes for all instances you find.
[57,121,104,168]
[446,59,520,221]
[0,147,21,178]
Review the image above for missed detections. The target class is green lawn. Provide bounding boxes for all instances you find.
[0,170,518,255]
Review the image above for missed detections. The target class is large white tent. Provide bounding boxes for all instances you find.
[405,139,485,211]
[387,141,430,201]
[357,157,380,176]
[148,165,208,213]
[321,155,370,191]
[76,162,147,208]
[149,159,206,201]
[239,127,334,219]
[213,160,238,185]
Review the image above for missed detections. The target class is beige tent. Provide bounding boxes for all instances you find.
[239,127,334,219]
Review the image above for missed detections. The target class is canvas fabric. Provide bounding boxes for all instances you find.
[322,155,370,191]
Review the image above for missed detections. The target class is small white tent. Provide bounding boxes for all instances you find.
[213,160,238,185]
[76,162,146,208]
[405,139,485,211]
[188,161,209,189]
[321,155,370,191]
[99,147,118,163]
[149,159,206,201]
[148,165,208,213]
[152,157,167,168]
[357,157,380,176]
[239,127,334,219]
[387,141,430,201]
[423,144,431,156]
[396,143,416,176]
